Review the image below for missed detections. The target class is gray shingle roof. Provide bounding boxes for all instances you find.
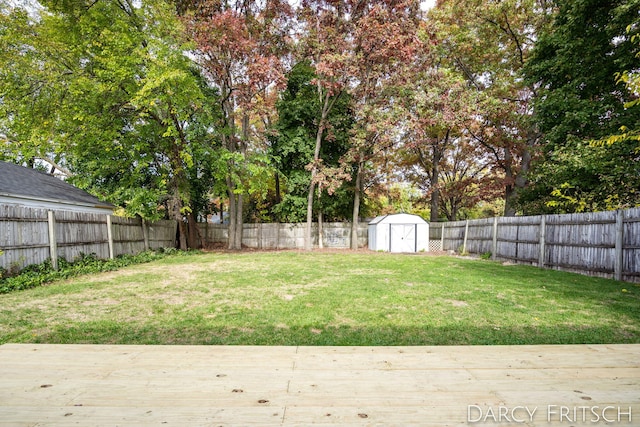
[0,161,114,209]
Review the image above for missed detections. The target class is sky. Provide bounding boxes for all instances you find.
[421,0,436,11]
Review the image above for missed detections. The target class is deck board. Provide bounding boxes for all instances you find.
[0,344,638,426]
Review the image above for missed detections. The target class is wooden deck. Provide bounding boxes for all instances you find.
[0,344,638,426]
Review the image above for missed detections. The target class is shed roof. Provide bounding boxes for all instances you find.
[369,213,428,225]
[0,161,114,211]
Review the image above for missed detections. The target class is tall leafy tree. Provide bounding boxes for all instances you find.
[343,0,422,248]
[184,0,291,249]
[523,0,640,212]
[429,0,553,215]
[0,0,218,249]
[295,0,353,250]
[269,61,354,223]
[298,0,422,249]
[399,57,502,221]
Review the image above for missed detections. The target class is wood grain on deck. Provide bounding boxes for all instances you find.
[0,344,638,426]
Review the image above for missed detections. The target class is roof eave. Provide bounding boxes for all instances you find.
[0,192,115,211]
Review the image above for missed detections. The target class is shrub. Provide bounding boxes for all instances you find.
[0,249,197,294]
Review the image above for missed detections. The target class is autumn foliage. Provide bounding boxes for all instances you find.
[1,0,638,250]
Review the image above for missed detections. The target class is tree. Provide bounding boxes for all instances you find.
[429,0,553,216]
[295,0,353,250]
[0,0,218,249]
[184,0,291,249]
[399,60,501,221]
[343,0,422,249]
[437,138,502,220]
[401,64,463,222]
[0,4,70,167]
[523,0,640,212]
[269,61,354,224]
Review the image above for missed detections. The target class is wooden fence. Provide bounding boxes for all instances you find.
[199,222,369,250]
[0,204,177,274]
[430,207,640,283]
[4,202,637,283]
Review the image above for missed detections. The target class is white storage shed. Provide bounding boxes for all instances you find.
[368,213,429,253]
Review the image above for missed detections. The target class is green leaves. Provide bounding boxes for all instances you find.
[269,61,354,222]
[522,0,640,212]
[1,0,222,231]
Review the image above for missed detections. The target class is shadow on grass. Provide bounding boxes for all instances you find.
[462,260,640,321]
[28,322,640,346]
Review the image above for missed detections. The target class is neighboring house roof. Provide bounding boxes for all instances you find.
[0,161,114,214]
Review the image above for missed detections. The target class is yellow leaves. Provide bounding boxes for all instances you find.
[548,183,589,213]
[179,151,194,169]
[590,126,640,153]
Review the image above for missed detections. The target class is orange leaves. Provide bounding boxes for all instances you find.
[185,0,290,132]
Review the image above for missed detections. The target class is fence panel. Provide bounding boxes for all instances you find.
[0,205,50,273]
[465,217,494,255]
[1,204,177,273]
[111,216,146,256]
[148,220,177,250]
[496,216,541,264]
[199,222,368,250]
[441,221,466,252]
[436,208,639,283]
[545,211,617,276]
[55,210,110,262]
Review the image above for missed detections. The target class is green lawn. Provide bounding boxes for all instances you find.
[1,251,638,345]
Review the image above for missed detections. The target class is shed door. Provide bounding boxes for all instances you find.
[390,224,416,253]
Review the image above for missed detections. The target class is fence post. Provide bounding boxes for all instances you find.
[440,222,445,251]
[538,215,546,268]
[47,210,58,271]
[492,217,498,260]
[142,218,150,251]
[463,220,469,254]
[615,210,624,281]
[106,215,114,259]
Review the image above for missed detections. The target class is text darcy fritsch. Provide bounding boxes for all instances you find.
[467,405,633,424]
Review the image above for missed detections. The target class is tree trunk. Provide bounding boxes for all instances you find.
[177,219,188,250]
[351,160,363,250]
[507,143,532,216]
[220,82,244,250]
[305,111,325,251]
[234,193,243,249]
[430,185,440,222]
[169,190,188,250]
[429,145,442,222]
[227,177,240,250]
[503,147,518,217]
[186,211,202,249]
[504,184,517,216]
[450,204,458,222]
[305,176,316,251]
[306,87,341,251]
[275,172,281,205]
[429,130,448,222]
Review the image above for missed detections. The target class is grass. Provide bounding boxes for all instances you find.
[0,251,638,346]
